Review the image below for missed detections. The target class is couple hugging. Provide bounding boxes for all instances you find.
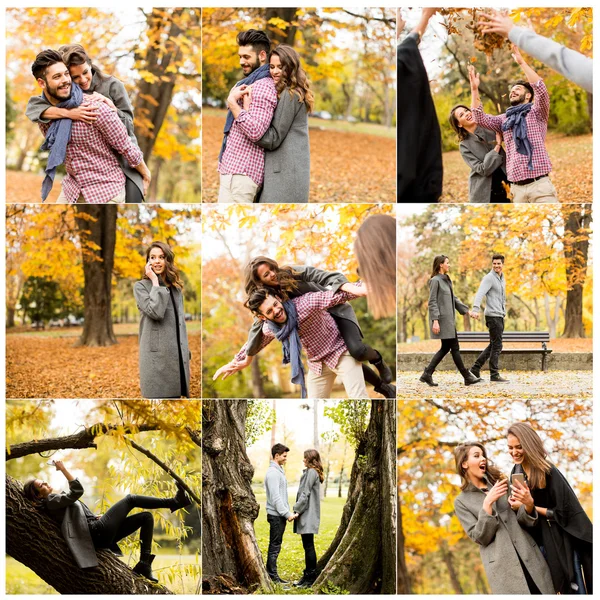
[27,45,150,204]
[218,29,312,203]
[265,444,322,588]
[213,257,396,399]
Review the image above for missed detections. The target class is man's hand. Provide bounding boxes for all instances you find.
[511,44,525,66]
[228,85,248,106]
[469,310,480,320]
[91,91,117,111]
[213,355,253,381]
[67,105,99,123]
[468,65,480,92]
[432,320,440,335]
[478,11,515,39]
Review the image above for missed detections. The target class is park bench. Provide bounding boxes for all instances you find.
[456,331,552,371]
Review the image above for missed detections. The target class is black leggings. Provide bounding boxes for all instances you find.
[332,316,383,388]
[425,336,468,376]
[301,533,317,571]
[90,494,173,553]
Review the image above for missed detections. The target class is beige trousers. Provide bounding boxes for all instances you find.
[55,187,126,204]
[511,176,559,204]
[307,352,368,398]
[218,173,259,203]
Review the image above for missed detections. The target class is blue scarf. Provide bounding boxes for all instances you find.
[266,299,307,398]
[40,82,84,201]
[219,64,271,161]
[502,102,534,171]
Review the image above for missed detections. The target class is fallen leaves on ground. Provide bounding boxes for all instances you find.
[441,132,592,203]
[6,170,60,204]
[202,111,396,202]
[7,333,201,399]
[398,337,592,353]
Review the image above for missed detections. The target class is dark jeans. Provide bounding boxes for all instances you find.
[301,533,317,571]
[332,315,383,388]
[425,336,468,376]
[266,514,287,577]
[90,494,173,553]
[473,316,504,377]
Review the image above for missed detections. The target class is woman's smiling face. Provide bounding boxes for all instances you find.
[507,433,525,465]
[269,54,283,85]
[149,247,166,275]
[69,61,93,91]
[462,446,487,482]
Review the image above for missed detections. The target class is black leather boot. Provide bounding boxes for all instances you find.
[171,482,192,512]
[374,382,396,398]
[419,370,438,387]
[294,570,308,587]
[470,365,481,379]
[464,371,482,386]
[297,570,317,588]
[133,552,158,583]
[371,353,393,384]
[108,541,123,557]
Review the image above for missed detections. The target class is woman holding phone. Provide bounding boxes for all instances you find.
[507,422,593,594]
[453,441,555,594]
[133,242,190,399]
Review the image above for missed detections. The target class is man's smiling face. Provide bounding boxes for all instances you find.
[39,62,72,102]
[257,294,287,324]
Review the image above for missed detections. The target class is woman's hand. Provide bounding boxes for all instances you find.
[468,65,480,92]
[54,460,66,472]
[432,320,440,335]
[482,478,508,515]
[511,479,535,512]
[478,11,515,38]
[66,105,99,123]
[91,91,117,111]
[145,261,159,286]
[508,495,523,511]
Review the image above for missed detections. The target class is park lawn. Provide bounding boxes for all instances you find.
[441,132,592,203]
[251,491,347,594]
[5,553,200,595]
[202,111,395,203]
[398,337,592,353]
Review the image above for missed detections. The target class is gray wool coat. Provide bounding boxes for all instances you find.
[454,482,555,595]
[26,72,144,197]
[459,127,506,204]
[428,274,469,340]
[134,279,190,399]
[44,479,98,569]
[255,88,310,203]
[245,265,361,355]
[293,468,321,535]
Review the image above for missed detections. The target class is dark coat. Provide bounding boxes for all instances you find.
[134,278,190,398]
[256,88,310,203]
[44,479,98,569]
[293,468,321,535]
[454,481,555,594]
[513,464,593,593]
[245,265,361,355]
[459,127,506,203]
[428,274,469,339]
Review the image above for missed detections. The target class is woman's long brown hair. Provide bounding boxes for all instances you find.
[507,423,552,490]
[304,449,324,483]
[270,44,314,113]
[144,242,183,290]
[243,256,299,301]
[454,441,504,491]
[355,214,395,319]
[430,255,449,279]
[58,43,107,80]
[449,104,472,142]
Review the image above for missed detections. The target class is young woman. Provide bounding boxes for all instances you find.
[449,104,509,203]
[507,422,593,594]
[25,44,144,203]
[291,449,323,588]
[134,242,190,399]
[420,255,480,387]
[244,44,312,203]
[23,461,191,581]
[243,256,395,398]
[453,442,555,594]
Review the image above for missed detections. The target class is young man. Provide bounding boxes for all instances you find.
[469,47,558,204]
[218,29,277,203]
[213,283,395,398]
[264,443,295,584]
[30,50,151,204]
[470,254,508,382]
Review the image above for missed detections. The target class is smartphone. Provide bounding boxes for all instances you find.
[46,460,56,467]
[512,473,525,487]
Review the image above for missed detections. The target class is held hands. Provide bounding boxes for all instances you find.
[468,65,480,92]
[478,11,515,39]
[228,84,249,105]
[469,310,480,320]
[145,261,159,285]
[68,104,99,123]
[432,320,440,335]
[287,512,300,522]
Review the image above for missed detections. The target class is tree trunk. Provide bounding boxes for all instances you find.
[396,495,412,594]
[202,400,272,594]
[338,440,347,498]
[313,398,319,449]
[251,356,265,398]
[74,205,118,347]
[562,205,592,338]
[7,305,15,328]
[264,8,298,45]
[6,476,173,594]
[440,541,464,594]
[314,399,396,594]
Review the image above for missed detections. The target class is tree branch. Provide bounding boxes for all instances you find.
[185,426,201,447]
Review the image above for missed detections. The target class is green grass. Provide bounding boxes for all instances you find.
[203,107,395,139]
[5,553,200,595]
[252,491,347,594]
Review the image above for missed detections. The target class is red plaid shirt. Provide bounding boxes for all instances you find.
[234,288,358,375]
[39,97,143,204]
[218,78,278,186]
[473,79,551,182]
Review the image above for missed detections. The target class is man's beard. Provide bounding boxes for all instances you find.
[510,93,527,106]
[45,82,71,102]
[247,57,260,74]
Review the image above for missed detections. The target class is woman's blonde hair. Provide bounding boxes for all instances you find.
[507,422,552,490]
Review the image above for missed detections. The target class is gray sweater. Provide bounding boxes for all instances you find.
[472,270,506,317]
[265,461,291,518]
[509,26,592,94]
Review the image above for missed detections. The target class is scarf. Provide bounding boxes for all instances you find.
[502,102,534,171]
[40,82,84,201]
[266,299,307,398]
[219,64,271,161]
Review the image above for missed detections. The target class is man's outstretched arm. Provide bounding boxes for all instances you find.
[213,327,275,380]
